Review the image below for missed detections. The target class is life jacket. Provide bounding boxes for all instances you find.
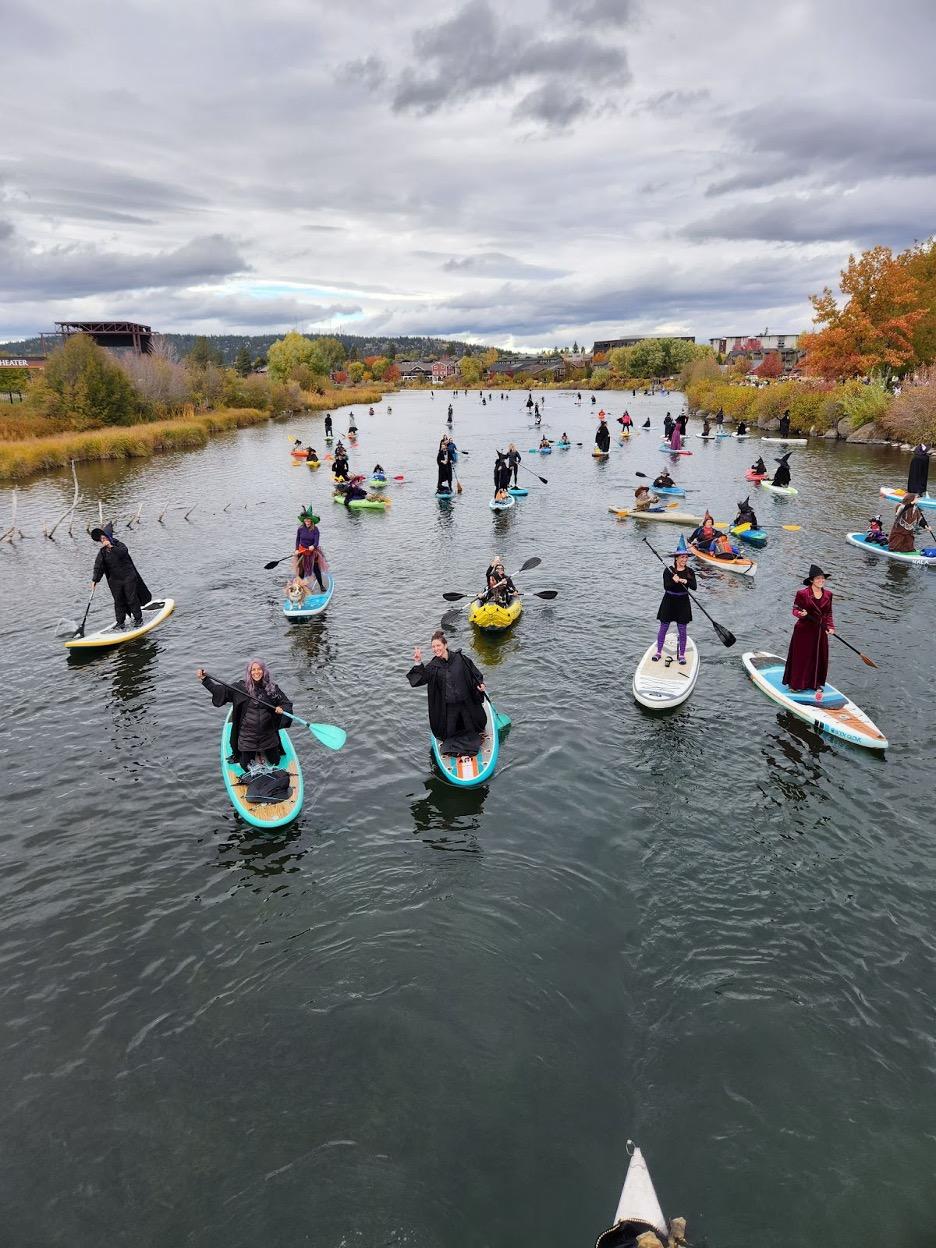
[713,534,736,556]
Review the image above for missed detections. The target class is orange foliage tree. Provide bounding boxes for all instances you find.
[801,245,924,380]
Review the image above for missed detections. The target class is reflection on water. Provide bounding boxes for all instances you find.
[408,775,487,851]
[214,819,307,890]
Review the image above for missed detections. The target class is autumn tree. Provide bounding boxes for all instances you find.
[458,355,482,384]
[801,245,925,380]
[267,332,323,384]
[37,334,140,426]
[898,237,936,366]
[627,337,708,378]
[608,346,632,375]
[480,347,499,369]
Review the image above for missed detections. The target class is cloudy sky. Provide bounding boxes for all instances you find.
[1,0,934,349]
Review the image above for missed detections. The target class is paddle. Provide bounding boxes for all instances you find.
[442,589,558,601]
[803,606,878,669]
[732,521,802,533]
[265,552,299,570]
[441,556,543,601]
[57,583,97,638]
[520,463,549,485]
[643,539,736,648]
[200,673,347,749]
[486,692,512,733]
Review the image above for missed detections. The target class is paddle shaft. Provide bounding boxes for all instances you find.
[203,673,316,731]
[804,604,877,668]
[74,584,97,637]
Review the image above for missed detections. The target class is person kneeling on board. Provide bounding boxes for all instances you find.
[653,469,675,489]
[771,452,793,487]
[733,497,759,531]
[751,455,767,475]
[654,536,695,664]
[864,515,888,547]
[407,631,487,757]
[90,523,151,631]
[198,661,292,772]
[480,557,519,607]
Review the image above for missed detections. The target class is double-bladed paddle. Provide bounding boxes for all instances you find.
[643,538,736,648]
[443,589,558,601]
[201,673,347,749]
[442,556,541,600]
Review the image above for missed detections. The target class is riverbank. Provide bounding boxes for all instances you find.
[0,384,384,481]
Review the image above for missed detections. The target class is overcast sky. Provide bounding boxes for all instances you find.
[1,0,934,349]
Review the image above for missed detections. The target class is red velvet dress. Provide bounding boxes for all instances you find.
[782,587,834,691]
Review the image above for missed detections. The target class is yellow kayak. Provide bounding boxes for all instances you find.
[468,596,523,632]
[306,459,320,469]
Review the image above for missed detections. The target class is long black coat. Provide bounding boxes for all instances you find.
[908,445,930,496]
[595,424,610,451]
[656,565,696,625]
[202,675,293,759]
[92,538,150,606]
[407,650,486,740]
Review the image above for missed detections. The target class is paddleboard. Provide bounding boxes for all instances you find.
[696,433,728,441]
[760,482,799,496]
[845,532,936,565]
[468,597,523,631]
[430,698,499,787]
[633,635,699,709]
[595,1144,668,1248]
[879,486,936,511]
[332,495,390,511]
[593,448,610,458]
[761,437,808,445]
[283,573,335,618]
[436,490,455,500]
[690,542,757,576]
[507,486,528,497]
[220,711,304,828]
[742,651,887,750]
[733,433,750,440]
[64,598,175,650]
[368,476,388,489]
[490,495,515,510]
[658,444,693,455]
[555,441,571,449]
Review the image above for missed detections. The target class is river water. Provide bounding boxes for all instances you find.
[1,390,934,1247]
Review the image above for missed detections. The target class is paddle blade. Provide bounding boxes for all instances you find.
[537,475,549,484]
[308,722,347,750]
[442,591,467,601]
[393,475,405,481]
[264,558,286,570]
[781,524,801,531]
[456,481,463,494]
[533,589,558,599]
[713,622,736,648]
[858,651,878,668]
[518,557,542,572]
[55,618,80,638]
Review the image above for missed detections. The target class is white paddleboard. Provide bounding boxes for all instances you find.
[64,598,175,649]
[633,635,699,709]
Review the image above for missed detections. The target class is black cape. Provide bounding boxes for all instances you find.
[91,537,150,607]
[595,425,611,451]
[407,650,486,754]
[908,445,930,496]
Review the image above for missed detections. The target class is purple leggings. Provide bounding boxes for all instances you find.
[656,620,687,657]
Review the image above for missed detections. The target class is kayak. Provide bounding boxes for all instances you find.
[556,440,571,449]
[220,711,304,829]
[608,507,729,526]
[593,448,610,458]
[652,485,685,497]
[745,469,768,481]
[290,449,308,459]
[436,489,455,501]
[305,459,320,469]
[489,495,515,510]
[282,573,335,618]
[658,444,693,455]
[595,1144,669,1248]
[880,486,936,511]
[468,596,523,632]
[760,482,799,496]
[633,635,699,710]
[731,523,768,548]
[430,698,499,787]
[64,598,175,650]
[846,532,936,565]
[690,542,757,576]
[507,486,529,497]
[332,494,390,511]
[761,436,808,445]
[368,476,388,489]
[742,650,887,750]
[539,446,552,455]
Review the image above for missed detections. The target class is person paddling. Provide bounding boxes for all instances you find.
[702,418,712,437]
[480,557,519,607]
[618,410,633,431]
[436,436,453,494]
[198,661,292,770]
[348,415,358,434]
[633,485,660,512]
[782,565,834,698]
[90,523,151,631]
[669,420,682,450]
[340,474,368,508]
[407,631,487,758]
[688,512,722,549]
[305,446,319,462]
[737,420,748,436]
[888,494,924,552]
[653,535,696,664]
[751,455,767,475]
[733,496,758,531]
[293,508,327,591]
[595,418,611,454]
[332,449,350,482]
[663,413,675,441]
[494,450,512,495]
[653,469,675,489]
[771,452,793,487]
[324,414,333,437]
[778,409,791,437]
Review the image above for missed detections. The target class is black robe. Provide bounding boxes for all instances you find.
[595,424,610,452]
[436,447,452,491]
[908,445,930,496]
[772,461,791,487]
[494,459,511,491]
[202,675,292,763]
[407,650,486,756]
[92,536,151,624]
[656,565,696,624]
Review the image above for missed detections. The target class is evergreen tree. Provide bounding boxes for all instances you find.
[234,345,252,376]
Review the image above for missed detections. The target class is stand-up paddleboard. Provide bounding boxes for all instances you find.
[633,635,699,709]
[742,651,887,750]
[430,699,499,787]
[282,573,335,618]
[436,489,455,501]
[64,598,175,650]
[846,532,936,565]
[733,433,750,439]
[595,1144,669,1248]
[658,444,693,455]
[690,543,757,576]
[489,495,515,510]
[593,448,610,458]
[760,482,799,496]
[880,486,936,511]
[761,436,808,445]
[220,711,304,828]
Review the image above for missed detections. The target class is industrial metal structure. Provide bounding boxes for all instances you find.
[43,321,154,355]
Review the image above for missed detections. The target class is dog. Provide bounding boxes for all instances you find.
[285,576,310,609]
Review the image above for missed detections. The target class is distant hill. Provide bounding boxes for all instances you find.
[0,331,510,364]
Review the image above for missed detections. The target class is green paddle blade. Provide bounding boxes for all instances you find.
[308,722,347,750]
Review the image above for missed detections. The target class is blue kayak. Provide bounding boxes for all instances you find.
[731,524,768,548]
[652,485,685,497]
[220,712,304,828]
[430,699,499,788]
[539,446,552,455]
[508,486,529,497]
[282,573,335,618]
[555,441,571,449]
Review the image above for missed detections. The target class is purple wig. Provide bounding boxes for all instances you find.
[244,659,276,696]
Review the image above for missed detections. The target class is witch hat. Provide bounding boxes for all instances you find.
[802,563,829,585]
[671,534,689,557]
